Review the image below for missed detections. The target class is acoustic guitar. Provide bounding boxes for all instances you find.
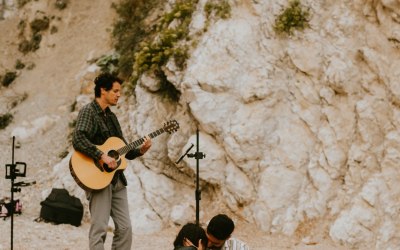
[69,120,179,191]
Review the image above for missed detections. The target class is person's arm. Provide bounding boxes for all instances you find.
[125,148,142,160]
[125,136,152,160]
[72,106,103,160]
[183,238,204,250]
[105,110,152,161]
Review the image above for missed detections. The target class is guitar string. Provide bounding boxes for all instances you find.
[117,128,164,155]
[117,121,178,155]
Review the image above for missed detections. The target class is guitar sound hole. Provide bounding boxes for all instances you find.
[102,150,121,172]
[108,150,119,160]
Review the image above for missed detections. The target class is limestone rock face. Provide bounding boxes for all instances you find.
[126,0,399,248]
[2,0,400,248]
[64,0,400,248]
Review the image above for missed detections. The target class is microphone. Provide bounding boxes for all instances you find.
[175,143,194,164]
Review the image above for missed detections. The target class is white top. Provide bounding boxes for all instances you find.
[223,238,249,250]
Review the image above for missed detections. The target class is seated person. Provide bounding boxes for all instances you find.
[174,222,208,250]
[206,214,249,250]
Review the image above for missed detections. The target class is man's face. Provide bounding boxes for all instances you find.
[206,232,226,250]
[102,82,121,106]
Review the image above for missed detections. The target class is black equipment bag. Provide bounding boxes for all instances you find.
[40,188,83,226]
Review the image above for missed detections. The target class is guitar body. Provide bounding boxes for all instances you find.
[69,137,127,191]
[69,119,180,191]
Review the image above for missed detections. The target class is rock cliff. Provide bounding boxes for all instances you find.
[1,0,400,248]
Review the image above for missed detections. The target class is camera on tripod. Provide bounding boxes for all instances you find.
[5,162,26,178]
[5,159,34,193]
[4,136,35,250]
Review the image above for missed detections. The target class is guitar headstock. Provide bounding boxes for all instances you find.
[164,120,179,134]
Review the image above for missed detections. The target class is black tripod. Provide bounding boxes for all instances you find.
[176,129,205,225]
[5,136,34,250]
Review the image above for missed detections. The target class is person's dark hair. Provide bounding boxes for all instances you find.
[94,72,123,97]
[173,222,208,248]
[206,214,235,240]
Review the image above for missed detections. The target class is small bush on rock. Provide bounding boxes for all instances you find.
[274,0,310,36]
[0,113,13,129]
[2,71,17,87]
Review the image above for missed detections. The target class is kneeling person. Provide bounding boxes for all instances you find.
[206,214,249,250]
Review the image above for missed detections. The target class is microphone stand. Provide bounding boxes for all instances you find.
[5,136,34,250]
[175,128,205,225]
[187,129,205,225]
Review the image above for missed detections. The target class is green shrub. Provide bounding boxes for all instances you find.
[30,17,50,34]
[274,0,310,36]
[112,0,161,78]
[96,52,120,75]
[132,1,197,100]
[113,0,198,102]
[30,33,42,50]
[2,71,17,87]
[15,60,25,70]
[18,33,42,54]
[0,113,13,129]
[204,0,231,19]
[173,45,189,70]
[17,17,49,54]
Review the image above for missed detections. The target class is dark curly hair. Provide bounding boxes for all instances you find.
[94,72,123,97]
[173,223,208,248]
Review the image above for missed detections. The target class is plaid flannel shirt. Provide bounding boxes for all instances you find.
[72,100,141,160]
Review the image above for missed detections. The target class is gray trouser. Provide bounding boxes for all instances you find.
[87,178,132,250]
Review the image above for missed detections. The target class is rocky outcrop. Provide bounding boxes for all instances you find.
[3,0,400,248]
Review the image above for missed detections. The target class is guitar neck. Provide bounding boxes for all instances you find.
[118,127,166,155]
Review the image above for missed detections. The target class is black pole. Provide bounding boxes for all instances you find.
[5,136,30,250]
[175,128,205,226]
[10,136,15,250]
[187,129,205,226]
[195,129,200,225]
